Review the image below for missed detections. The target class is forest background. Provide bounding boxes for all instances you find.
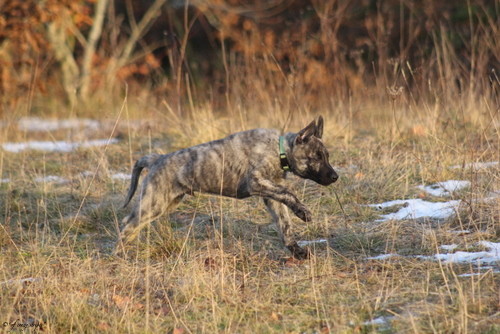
[1,0,497,114]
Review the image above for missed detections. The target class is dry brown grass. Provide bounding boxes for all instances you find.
[1,8,499,327]
[1,80,498,333]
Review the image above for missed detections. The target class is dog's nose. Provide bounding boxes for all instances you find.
[330,170,339,182]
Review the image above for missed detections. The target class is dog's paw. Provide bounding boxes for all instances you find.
[294,205,312,222]
[287,242,310,260]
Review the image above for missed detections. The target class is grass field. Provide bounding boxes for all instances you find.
[0,91,498,333]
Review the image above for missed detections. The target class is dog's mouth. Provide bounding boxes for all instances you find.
[319,177,337,186]
[312,169,338,186]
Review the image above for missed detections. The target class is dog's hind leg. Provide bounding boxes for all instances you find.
[263,198,310,259]
[115,188,185,254]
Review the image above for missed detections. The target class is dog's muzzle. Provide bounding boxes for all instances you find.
[319,167,338,185]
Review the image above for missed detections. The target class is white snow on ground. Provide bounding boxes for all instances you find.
[363,316,394,326]
[483,191,500,202]
[0,277,42,286]
[297,239,328,247]
[369,198,461,221]
[369,179,498,222]
[368,242,500,277]
[450,161,499,170]
[2,141,75,152]
[366,254,399,260]
[458,269,500,277]
[440,244,458,251]
[80,171,95,178]
[35,175,69,184]
[417,180,470,197]
[449,230,471,235]
[111,172,131,180]
[18,117,100,131]
[421,241,500,265]
[2,138,118,153]
[0,178,9,183]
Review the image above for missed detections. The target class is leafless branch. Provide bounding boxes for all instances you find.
[80,0,110,99]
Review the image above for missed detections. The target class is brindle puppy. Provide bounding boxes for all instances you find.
[117,116,338,259]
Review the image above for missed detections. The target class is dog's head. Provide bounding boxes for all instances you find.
[289,116,338,186]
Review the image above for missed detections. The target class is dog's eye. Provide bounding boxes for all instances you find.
[310,153,322,161]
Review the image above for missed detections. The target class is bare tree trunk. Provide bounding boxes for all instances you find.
[46,0,168,103]
[47,22,80,106]
[79,0,109,100]
[110,0,168,75]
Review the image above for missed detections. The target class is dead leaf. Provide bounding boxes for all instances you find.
[155,304,170,316]
[283,257,305,267]
[270,312,282,321]
[412,125,427,137]
[112,294,130,309]
[320,325,331,333]
[204,257,218,270]
[97,321,111,331]
[172,327,185,334]
[354,172,365,180]
[112,294,144,311]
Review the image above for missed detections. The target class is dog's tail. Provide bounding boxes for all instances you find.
[123,154,161,208]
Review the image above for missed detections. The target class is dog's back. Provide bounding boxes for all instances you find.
[124,128,283,206]
[183,128,283,197]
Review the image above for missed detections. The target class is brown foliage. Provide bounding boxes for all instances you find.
[203,0,498,99]
[0,0,93,104]
[0,0,497,107]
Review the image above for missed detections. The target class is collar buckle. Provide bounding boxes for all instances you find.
[279,136,291,171]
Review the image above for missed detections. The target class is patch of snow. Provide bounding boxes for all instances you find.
[363,316,394,326]
[458,273,480,277]
[334,164,359,172]
[450,161,499,170]
[80,139,119,149]
[367,242,500,276]
[440,244,458,251]
[18,117,100,131]
[111,172,131,180]
[366,254,399,260]
[0,178,9,183]
[483,191,500,202]
[479,241,500,253]
[417,180,470,197]
[449,230,471,235]
[420,241,500,265]
[2,138,118,153]
[297,239,328,247]
[35,175,69,184]
[3,141,74,152]
[80,171,95,178]
[458,270,500,277]
[0,277,42,286]
[369,199,460,221]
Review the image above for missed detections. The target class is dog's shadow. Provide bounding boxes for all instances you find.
[168,211,276,243]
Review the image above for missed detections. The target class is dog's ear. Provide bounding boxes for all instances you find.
[315,116,324,139]
[296,119,317,144]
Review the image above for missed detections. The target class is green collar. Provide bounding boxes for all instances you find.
[279,136,290,171]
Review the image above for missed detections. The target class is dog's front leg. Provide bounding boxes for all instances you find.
[263,198,310,259]
[263,198,292,244]
[248,178,312,222]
